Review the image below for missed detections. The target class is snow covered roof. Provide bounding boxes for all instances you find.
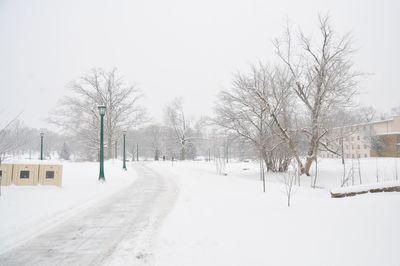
[330,115,400,131]
[376,132,400,136]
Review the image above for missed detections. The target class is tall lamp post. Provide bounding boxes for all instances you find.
[122,130,127,171]
[98,105,106,182]
[40,132,44,160]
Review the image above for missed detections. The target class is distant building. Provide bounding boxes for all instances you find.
[319,115,400,159]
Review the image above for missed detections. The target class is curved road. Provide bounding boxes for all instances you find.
[0,163,177,266]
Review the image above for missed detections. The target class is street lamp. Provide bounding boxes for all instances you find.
[98,105,106,182]
[40,132,44,160]
[122,130,127,171]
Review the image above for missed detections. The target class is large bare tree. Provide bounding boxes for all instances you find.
[48,68,145,160]
[215,64,291,175]
[271,15,359,176]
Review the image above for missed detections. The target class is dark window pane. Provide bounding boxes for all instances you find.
[0,170,2,178]
[20,171,30,179]
[46,171,55,179]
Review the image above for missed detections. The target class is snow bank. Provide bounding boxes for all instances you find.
[3,159,62,165]
[0,160,136,254]
[331,180,400,196]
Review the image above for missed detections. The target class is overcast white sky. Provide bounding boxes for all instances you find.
[0,0,399,129]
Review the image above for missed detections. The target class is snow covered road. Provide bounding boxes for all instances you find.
[0,163,178,266]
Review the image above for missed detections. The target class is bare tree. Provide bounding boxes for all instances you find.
[283,162,298,207]
[48,68,146,160]
[164,98,199,160]
[0,116,32,162]
[391,106,400,116]
[215,64,291,176]
[359,106,377,123]
[271,15,359,176]
[59,142,71,160]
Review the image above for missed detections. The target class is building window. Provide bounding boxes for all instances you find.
[357,136,360,140]
[364,144,367,149]
[365,154,367,158]
[352,154,355,158]
[358,154,361,158]
[357,145,360,149]
[20,171,30,179]
[352,145,354,149]
[46,171,55,179]
[0,170,2,179]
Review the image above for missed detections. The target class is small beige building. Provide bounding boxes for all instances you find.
[0,164,13,186]
[13,164,39,186]
[38,164,63,187]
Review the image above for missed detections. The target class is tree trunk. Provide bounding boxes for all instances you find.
[180,145,185,160]
[303,119,319,176]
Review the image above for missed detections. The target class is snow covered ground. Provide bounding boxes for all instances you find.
[150,159,400,266]
[1,158,399,265]
[0,160,135,254]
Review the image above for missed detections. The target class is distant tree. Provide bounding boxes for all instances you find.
[145,125,162,160]
[0,117,32,162]
[391,106,400,116]
[164,98,197,160]
[359,106,377,122]
[48,68,146,160]
[59,142,71,160]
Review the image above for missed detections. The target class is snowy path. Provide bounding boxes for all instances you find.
[0,163,178,266]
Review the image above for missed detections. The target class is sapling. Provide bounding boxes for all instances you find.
[283,162,298,207]
[357,156,362,185]
[312,156,318,189]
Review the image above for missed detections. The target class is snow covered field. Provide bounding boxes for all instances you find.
[150,159,400,266]
[0,160,135,254]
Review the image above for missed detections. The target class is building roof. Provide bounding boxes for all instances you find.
[330,115,400,131]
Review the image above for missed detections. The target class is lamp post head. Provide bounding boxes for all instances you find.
[40,132,44,137]
[122,130,127,136]
[98,105,106,116]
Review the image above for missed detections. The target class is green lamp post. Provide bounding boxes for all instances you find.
[40,132,44,160]
[122,130,127,171]
[98,105,106,182]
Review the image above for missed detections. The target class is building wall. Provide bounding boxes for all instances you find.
[0,164,13,186]
[370,134,400,157]
[12,164,39,186]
